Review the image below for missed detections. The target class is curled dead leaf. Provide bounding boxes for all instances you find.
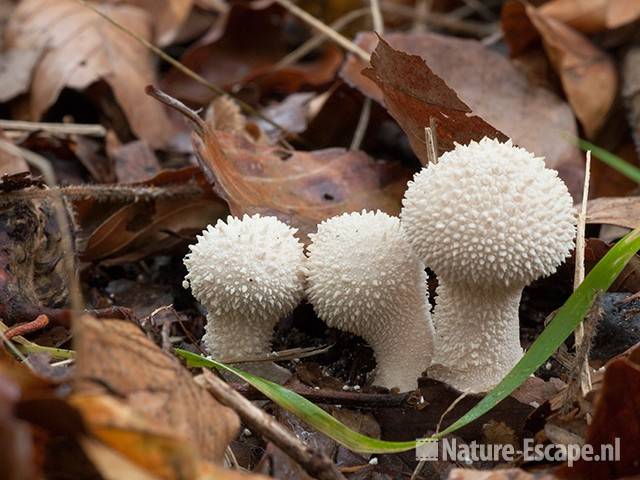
[341,33,585,198]
[501,2,618,139]
[73,316,240,463]
[162,2,342,105]
[103,0,195,47]
[360,35,507,164]
[193,126,413,241]
[5,0,174,148]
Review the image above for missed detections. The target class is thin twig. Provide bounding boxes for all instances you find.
[350,98,372,151]
[425,120,438,164]
[380,1,496,37]
[229,382,410,407]
[573,151,593,395]
[196,370,347,480]
[0,119,107,137]
[145,85,205,135]
[73,0,291,137]
[273,0,370,62]
[274,8,369,70]
[0,183,202,205]
[370,0,384,34]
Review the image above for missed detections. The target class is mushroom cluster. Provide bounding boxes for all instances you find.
[183,138,576,394]
[306,211,435,392]
[401,138,576,392]
[183,214,306,361]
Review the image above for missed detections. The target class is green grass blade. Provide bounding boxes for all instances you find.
[177,348,416,453]
[177,227,640,454]
[439,227,640,436]
[577,138,640,183]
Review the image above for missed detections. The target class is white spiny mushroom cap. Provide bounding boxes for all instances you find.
[183,214,306,321]
[401,138,576,287]
[307,210,427,337]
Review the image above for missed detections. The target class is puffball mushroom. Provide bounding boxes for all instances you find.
[401,137,576,393]
[183,214,306,360]
[306,210,435,392]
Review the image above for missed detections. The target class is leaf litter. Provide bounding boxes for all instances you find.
[1,0,640,479]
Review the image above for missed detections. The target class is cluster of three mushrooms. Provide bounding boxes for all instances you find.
[184,138,576,393]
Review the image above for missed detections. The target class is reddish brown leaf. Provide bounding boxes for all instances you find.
[193,126,413,241]
[342,33,585,198]
[73,316,241,464]
[162,2,342,105]
[5,0,174,148]
[359,36,507,166]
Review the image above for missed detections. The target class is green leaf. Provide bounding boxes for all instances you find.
[577,138,640,183]
[176,228,640,453]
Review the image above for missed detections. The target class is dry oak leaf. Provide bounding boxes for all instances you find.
[5,0,174,148]
[72,394,272,480]
[360,35,507,165]
[342,33,584,198]
[587,196,640,229]
[502,0,640,50]
[162,2,342,105]
[104,0,194,47]
[79,166,227,265]
[501,2,618,139]
[73,316,240,464]
[193,126,413,241]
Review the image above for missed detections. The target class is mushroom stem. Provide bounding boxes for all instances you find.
[203,313,277,360]
[428,281,523,392]
[306,211,435,392]
[370,307,434,391]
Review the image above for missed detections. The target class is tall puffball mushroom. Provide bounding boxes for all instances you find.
[401,138,576,393]
[306,210,435,392]
[183,214,306,361]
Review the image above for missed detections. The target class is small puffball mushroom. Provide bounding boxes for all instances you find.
[306,210,435,392]
[183,214,306,360]
[401,138,576,393]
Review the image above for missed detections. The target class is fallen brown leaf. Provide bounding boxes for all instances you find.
[104,0,194,47]
[107,139,162,183]
[342,33,585,198]
[524,5,618,139]
[73,316,240,463]
[78,166,227,265]
[359,35,507,165]
[162,2,342,105]
[559,352,640,479]
[5,0,174,148]
[501,2,618,139]
[587,196,640,229]
[193,126,413,241]
[0,48,40,103]
[502,0,640,48]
